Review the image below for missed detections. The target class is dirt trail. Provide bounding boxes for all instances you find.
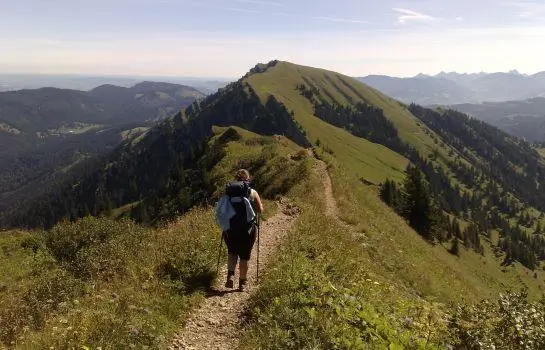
[312,159,358,234]
[170,158,347,350]
[169,198,300,350]
[313,159,337,217]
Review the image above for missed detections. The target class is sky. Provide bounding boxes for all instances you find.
[1,0,545,78]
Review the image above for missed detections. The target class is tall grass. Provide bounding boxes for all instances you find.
[240,151,545,349]
[239,160,450,349]
[0,127,310,349]
[1,211,218,349]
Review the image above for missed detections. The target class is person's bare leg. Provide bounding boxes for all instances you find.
[225,254,238,288]
[239,259,249,291]
[227,253,238,272]
[239,259,249,279]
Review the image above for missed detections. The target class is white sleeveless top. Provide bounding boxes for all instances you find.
[249,189,258,202]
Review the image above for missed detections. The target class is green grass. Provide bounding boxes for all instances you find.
[247,61,460,164]
[49,122,103,135]
[0,126,311,349]
[240,152,545,349]
[320,152,545,302]
[0,212,218,349]
[247,62,409,185]
[240,158,450,349]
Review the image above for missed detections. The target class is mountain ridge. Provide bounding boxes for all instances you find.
[4,60,545,348]
[360,69,545,105]
[447,96,545,141]
[0,81,205,133]
[5,60,545,271]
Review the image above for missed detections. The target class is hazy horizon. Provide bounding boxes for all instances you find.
[0,66,543,81]
[2,0,545,78]
[0,72,233,81]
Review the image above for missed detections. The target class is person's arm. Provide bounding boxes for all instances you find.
[254,191,264,213]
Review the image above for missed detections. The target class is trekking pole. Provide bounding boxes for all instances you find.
[256,214,261,282]
[216,233,223,277]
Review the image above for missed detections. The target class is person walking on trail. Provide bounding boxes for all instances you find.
[219,169,263,292]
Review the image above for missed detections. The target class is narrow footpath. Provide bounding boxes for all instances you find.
[313,158,359,233]
[169,198,300,350]
[170,157,352,350]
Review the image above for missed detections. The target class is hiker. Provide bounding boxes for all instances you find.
[216,169,263,291]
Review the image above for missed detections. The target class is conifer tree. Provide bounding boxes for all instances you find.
[402,165,434,240]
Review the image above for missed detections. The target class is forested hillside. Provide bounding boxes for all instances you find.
[448,97,545,141]
[0,82,203,133]
[0,82,204,225]
[247,62,545,271]
[5,61,545,273]
[0,71,308,228]
[3,61,545,349]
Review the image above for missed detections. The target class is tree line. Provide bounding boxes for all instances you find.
[298,82,544,269]
[0,82,310,229]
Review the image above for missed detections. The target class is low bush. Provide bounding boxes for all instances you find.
[1,210,218,349]
[450,290,545,349]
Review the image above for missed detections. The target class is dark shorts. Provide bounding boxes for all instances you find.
[223,226,257,261]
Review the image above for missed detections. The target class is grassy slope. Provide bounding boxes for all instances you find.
[0,127,309,349]
[248,62,459,158]
[247,61,545,302]
[240,158,450,349]
[247,62,408,184]
[325,155,545,302]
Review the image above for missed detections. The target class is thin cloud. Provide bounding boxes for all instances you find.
[505,1,545,20]
[223,7,262,14]
[234,0,284,6]
[393,8,438,23]
[182,1,262,14]
[182,0,367,25]
[311,16,369,24]
[270,11,369,25]
[37,38,64,47]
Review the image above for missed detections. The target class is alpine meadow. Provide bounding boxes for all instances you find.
[3,60,545,349]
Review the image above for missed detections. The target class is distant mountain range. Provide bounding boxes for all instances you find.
[0,81,204,215]
[0,81,204,133]
[359,70,545,105]
[0,73,230,94]
[448,97,545,142]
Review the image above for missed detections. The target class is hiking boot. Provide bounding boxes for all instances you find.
[225,272,235,289]
[238,279,248,292]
